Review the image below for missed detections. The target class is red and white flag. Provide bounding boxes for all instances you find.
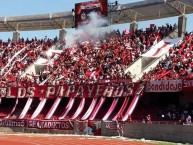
[124,29,130,35]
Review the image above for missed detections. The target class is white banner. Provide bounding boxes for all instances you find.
[146,80,183,92]
[105,121,125,131]
[34,58,49,65]
[142,38,182,58]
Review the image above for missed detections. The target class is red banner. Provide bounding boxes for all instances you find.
[0,119,102,131]
[75,0,108,28]
[27,120,74,130]
[183,78,193,91]
[2,79,193,97]
[0,83,138,98]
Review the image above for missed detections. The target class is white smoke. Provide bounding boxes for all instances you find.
[66,12,112,47]
[79,11,109,29]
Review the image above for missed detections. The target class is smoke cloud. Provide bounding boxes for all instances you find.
[66,12,112,47]
[79,11,109,29]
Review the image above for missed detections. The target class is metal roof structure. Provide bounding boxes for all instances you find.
[111,0,193,24]
[0,0,192,32]
[0,12,73,32]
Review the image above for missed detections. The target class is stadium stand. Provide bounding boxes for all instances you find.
[0,24,177,122]
[142,32,193,81]
[0,24,176,91]
[14,24,174,86]
[1,0,193,144]
[0,38,54,87]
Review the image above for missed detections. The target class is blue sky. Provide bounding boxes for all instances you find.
[0,0,192,41]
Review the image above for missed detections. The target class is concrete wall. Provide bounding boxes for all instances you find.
[135,53,169,81]
[58,29,66,50]
[12,31,20,42]
[167,28,179,39]
[141,57,155,70]
[0,127,75,134]
[0,127,24,133]
[102,122,193,144]
[1,122,193,144]
[130,22,138,32]
[178,15,187,37]
[124,57,142,79]
[124,57,155,81]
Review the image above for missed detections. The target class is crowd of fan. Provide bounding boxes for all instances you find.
[0,24,175,87]
[37,24,175,85]
[0,37,54,87]
[159,103,193,125]
[142,32,193,80]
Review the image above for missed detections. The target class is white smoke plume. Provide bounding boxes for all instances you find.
[66,12,112,47]
[79,11,109,29]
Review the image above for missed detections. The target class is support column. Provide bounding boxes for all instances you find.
[130,21,138,32]
[58,29,67,50]
[59,29,67,42]
[178,15,187,37]
[12,31,20,42]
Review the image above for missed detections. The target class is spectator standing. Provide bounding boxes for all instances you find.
[186,115,192,125]
[84,120,93,135]
[146,114,152,124]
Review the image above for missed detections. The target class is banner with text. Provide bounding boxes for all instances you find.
[0,119,25,128]
[26,120,74,130]
[183,78,193,91]
[146,80,183,92]
[105,121,125,131]
[0,119,103,132]
[0,82,139,98]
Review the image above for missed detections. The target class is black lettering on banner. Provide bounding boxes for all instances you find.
[147,80,183,92]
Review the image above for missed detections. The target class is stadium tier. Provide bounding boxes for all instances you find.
[0,23,191,123]
[0,38,54,86]
[142,33,193,80]
[1,24,192,125]
[0,24,174,86]
[0,0,193,143]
